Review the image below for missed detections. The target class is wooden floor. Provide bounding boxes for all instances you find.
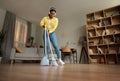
[0,63,120,81]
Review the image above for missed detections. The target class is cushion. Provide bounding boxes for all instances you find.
[14,46,23,53]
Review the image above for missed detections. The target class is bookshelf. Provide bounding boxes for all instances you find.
[86,5,120,64]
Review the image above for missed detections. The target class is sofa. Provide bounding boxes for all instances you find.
[10,47,57,64]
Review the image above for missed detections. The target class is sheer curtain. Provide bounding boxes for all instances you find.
[14,18,28,47]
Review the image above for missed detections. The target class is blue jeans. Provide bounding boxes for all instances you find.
[43,30,61,59]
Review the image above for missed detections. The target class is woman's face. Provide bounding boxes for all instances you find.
[49,11,56,18]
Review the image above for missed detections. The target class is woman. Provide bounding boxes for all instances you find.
[40,8,65,65]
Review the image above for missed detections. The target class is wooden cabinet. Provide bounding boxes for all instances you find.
[86,5,120,64]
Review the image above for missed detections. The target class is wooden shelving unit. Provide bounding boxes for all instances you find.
[86,5,120,64]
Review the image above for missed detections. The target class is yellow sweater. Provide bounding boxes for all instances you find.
[40,16,58,33]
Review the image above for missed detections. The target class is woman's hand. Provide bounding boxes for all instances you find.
[43,25,45,28]
[48,30,50,34]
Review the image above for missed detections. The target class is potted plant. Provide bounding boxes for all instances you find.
[29,36,34,46]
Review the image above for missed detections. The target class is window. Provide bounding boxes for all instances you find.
[14,18,27,47]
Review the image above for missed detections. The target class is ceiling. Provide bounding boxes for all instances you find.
[0,0,120,25]
[0,0,51,25]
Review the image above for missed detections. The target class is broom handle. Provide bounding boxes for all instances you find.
[44,27,47,56]
[46,30,54,57]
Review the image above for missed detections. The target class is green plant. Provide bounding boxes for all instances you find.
[28,36,34,46]
[29,36,34,40]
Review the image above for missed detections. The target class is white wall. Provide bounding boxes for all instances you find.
[0,8,6,31]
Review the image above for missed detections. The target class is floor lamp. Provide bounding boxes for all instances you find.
[79,36,89,64]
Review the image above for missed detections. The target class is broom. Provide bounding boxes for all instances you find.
[40,27,49,66]
[47,30,58,66]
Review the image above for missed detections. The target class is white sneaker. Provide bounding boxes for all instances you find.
[58,59,65,65]
[51,60,58,66]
